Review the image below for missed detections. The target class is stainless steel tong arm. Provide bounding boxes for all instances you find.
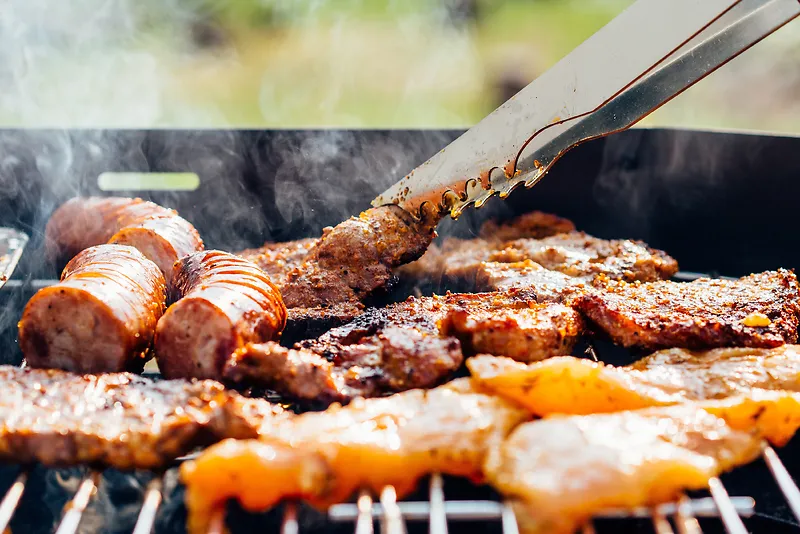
[373,0,800,220]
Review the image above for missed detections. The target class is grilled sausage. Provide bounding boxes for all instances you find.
[155,251,287,380]
[45,196,204,282]
[19,244,167,373]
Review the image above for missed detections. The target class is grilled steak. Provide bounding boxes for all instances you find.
[0,365,287,469]
[576,269,800,350]
[45,197,203,282]
[237,238,317,288]
[19,245,167,373]
[155,251,287,381]
[487,404,763,534]
[181,378,529,534]
[469,344,800,416]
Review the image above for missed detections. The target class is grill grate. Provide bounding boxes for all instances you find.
[2,270,800,534]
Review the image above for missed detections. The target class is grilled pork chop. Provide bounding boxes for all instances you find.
[577,270,800,350]
[0,365,286,469]
[487,404,764,534]
[469,344,800,416]
[181,378,530,534]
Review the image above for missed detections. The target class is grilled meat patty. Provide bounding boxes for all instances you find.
[577,269,800,350]
[155,251,287,380]
[45,197,203,282]
[487,404,764,534]
[0,365,287,469]
[19,245,167,373]
[181,378,530,534]
[469,344,800,417]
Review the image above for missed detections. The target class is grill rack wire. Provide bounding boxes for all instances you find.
[1,270,799,534]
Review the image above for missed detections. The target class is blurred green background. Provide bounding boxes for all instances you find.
[1,0,798,131]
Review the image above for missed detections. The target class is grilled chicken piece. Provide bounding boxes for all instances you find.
[469,344,800,417]
[45,197,203,282]
[19,245,167,373]
[577,270,800,350]
[180,378,530,534]
[155,251,287,380]
[224,329,463,403]
[486,404,763,534]
[0,365,287,469]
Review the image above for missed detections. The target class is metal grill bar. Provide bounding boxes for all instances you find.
[0,472,26,533]
[55,471,100,534]
[675,495,702,534]
[762,445,800,522]
[329,496,755,522]
[132,478,162,534]
[282,502,299,534]
[355,490,374,534]
[379,486,406,534]
[500,503,519,534]
[428,474,447,534]
[708,477,748,534]
[652,508,676,534]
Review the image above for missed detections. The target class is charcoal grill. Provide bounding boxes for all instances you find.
[0,128,798,534]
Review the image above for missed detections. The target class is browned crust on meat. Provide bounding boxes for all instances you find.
[440,303,583,362]
[19,244,167,373]
[280,205,436,309]
[575,270,800,350]
[223,328,463,403]
[45,197,204,268]
[155,250,287,381]
[478,211,576,241]
[0,365,287,469]
[236,238,317,287]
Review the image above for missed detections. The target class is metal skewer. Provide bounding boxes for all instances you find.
[652,507,675,534]
[500,503,520,534]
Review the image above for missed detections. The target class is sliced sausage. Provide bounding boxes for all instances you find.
[45,196,204,282]
[155,251,287,380]
[19,244,167,373]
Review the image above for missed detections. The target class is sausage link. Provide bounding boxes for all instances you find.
[19,244,167,373]
[155,251,287,380]
[45,197,204,282]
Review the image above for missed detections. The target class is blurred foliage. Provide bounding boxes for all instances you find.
[0,0,798,131]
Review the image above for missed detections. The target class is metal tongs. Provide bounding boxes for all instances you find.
[374,0,800,220]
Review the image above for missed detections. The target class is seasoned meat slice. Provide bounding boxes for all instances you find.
[314,290,583,363]
[237,238,317,287]
[280,205,436,308]
[399,211,576,283]
[155,251,287,380]
[468,344,800,416]
[487,404,763,534]
[576,270,800,350]
[489,232,678,281]
[223,328,463,403]
[473,259,591,298]
[19,245,167,373]
[0,365,288,469]
[181,378,530,534]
